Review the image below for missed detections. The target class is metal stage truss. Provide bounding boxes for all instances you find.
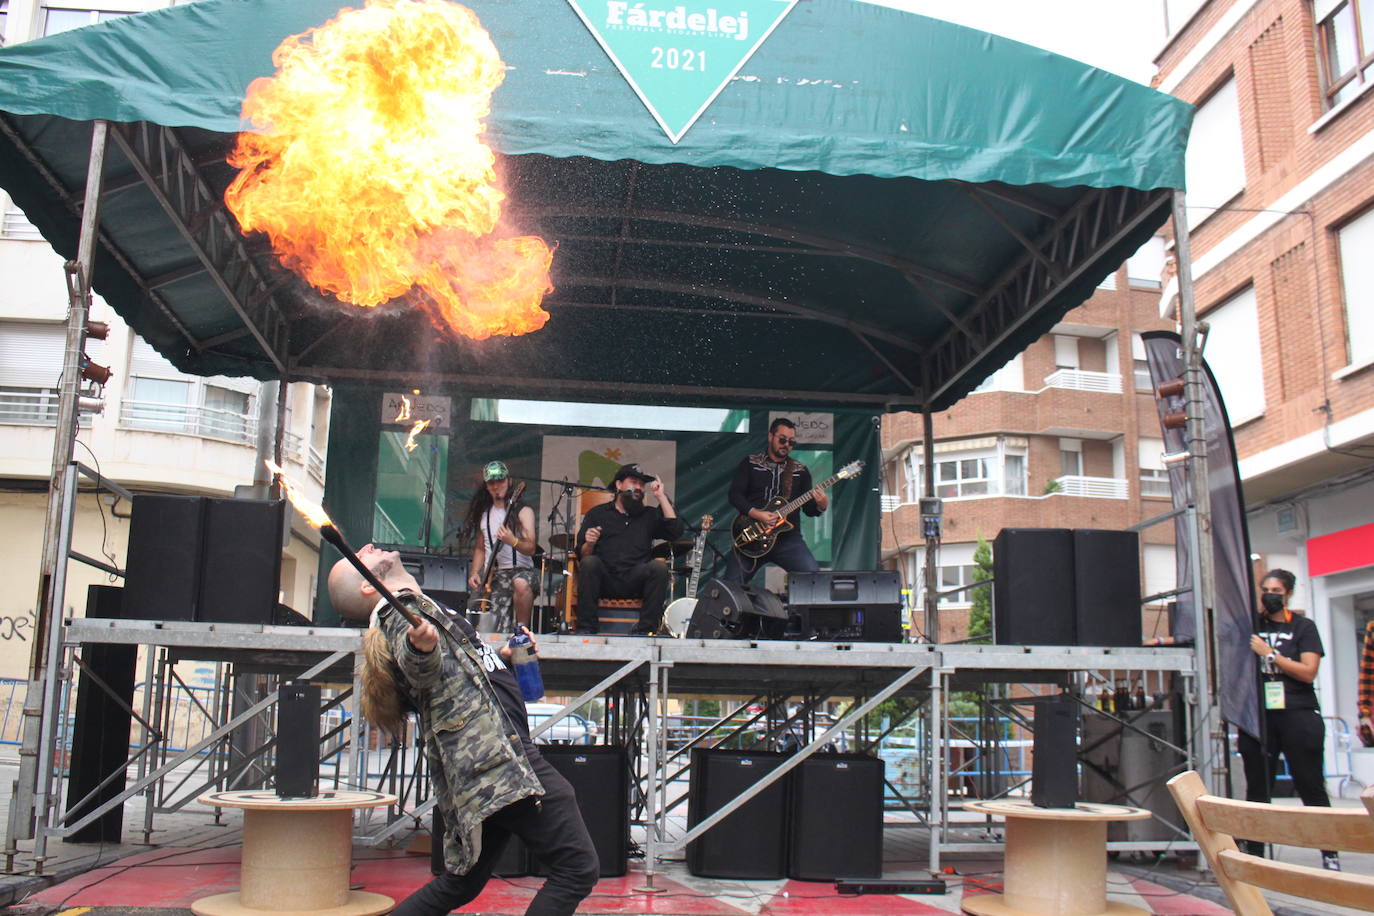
[9,617,1197,878]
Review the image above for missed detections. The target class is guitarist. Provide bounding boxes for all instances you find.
[464,460,538,629]
[725,418,827,583]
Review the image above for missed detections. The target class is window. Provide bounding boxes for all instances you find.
[1131,334,1153,391]
[1315,0,1374,108]
[971,354,1024,393]
[939,565,978,607]
[1053,335,1080,369]
[0,321,106,424]
[1004,454,1026,496]
[1185,78,1245,227]
[1337,206,1374,367]
[1138,437,1171,498]
[1126,237,1167,289]
[1143,544,1177,602]
[938,458,990,498]
[1059,438,1083,478]
[42,7,132,36]
[1201,287,1265,423]
[124,337,258,441]
[908,439,1028,499]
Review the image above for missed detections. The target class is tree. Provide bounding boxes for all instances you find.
[968,536,993,644]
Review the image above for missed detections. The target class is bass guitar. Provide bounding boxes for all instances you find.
[730,460,864,559]
[471,481,527,616]
[662,514,713,637]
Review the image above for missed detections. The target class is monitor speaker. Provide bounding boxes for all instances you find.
[993,528,1075,645]
[687,749,788,878]
[531,745,629,877]
[788,754,884,879]
[686,580,787,639]
[64,586,136,843]
[276,680,320,798]
[124,494,206,621]
[1031,694,1079,809]
[1073,529,1141,647]
[199,498,286,624]
[786,571,902,642]
[400,552,470,612]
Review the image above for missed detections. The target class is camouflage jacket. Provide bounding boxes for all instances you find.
[375,591,542,874]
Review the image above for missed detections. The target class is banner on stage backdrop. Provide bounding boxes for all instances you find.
[1142,331,1259,740]
[538,435,677,548]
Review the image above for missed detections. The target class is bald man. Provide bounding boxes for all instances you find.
[329,545,597,916]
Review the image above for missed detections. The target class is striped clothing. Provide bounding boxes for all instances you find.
[1360,620,1374,719]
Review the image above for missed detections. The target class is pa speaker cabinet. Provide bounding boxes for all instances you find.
[786,571,901,642]
[1073,529,1141,647]
[1031,694,1079,809]
[993,528,1075,645]
[687,748,788,878]
[788,754,884,879]
[124,494,206,621]
[532,745,629,877]
[198,498,286,624]
[65,586,136,843]
[275,680,320,798]
[687,580,787,640]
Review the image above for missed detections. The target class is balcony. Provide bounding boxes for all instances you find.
[120,400,255,444]
[0,388,91,426]
[1052,475,1129,499]
[1042,369,1122,394]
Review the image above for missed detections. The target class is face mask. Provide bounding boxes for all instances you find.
[1260,592,1285,615]
[621,488,646,516]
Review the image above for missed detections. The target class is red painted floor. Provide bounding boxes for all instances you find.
[26,846,1230,915]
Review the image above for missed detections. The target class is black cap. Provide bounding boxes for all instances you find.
[613,463,656,484]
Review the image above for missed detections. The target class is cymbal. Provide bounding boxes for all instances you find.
[549,533,574,550]
[652,540,694,559]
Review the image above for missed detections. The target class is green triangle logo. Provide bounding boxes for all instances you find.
[566,0,798,143]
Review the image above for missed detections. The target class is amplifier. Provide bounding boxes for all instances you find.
[400,552,469,610]
[785,571,901,642]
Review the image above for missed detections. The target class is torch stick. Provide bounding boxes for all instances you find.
[318,524,424,628]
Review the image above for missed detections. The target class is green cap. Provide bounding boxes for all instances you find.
[482,460,509,482]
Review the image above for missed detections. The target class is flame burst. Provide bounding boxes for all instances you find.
[224,0,552,339]
[393,396,412,422]
[404,419,433,450]
[266,459,334,529]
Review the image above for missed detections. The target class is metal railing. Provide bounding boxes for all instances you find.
[307,444,326,482]
[119,399,255,444]
[0,389,93,426]
[1054,475,1129,499]
[1042,368,1123,393]
[0,207,42,241]
[1139,473,1172,498]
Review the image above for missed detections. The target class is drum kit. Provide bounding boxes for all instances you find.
[537,533,704,635]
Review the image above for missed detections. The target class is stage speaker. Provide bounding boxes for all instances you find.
[686,580,787,639]
[199,498,286,624]
[687,748,788,878]
[1031,694,1079,809]
[993,528,1075,645]
[786,571,902,642]
[124,494,206,621]
[531,745,629,877]
[401,552,470,611]
[65,585,136,843]
[276,680,320,798]
[788,754,884,879]
[1073,529,1141,647]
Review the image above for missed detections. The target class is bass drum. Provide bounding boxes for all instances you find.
[663,597,696,638]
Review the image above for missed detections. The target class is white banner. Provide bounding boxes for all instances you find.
[768,410,833,444]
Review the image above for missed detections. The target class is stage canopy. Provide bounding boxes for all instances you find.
[0,0,1191,412]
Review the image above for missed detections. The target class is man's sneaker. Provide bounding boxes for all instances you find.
[1322,853,1341,871]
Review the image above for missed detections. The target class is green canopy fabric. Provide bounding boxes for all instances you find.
[0,0,1192,411]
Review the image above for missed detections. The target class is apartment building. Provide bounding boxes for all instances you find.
[1154,0,1374,734]
[0,1,330,683]
[880,252,1179,644]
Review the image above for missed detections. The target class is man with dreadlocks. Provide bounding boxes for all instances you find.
[463,460,538,629]
[328,544,598,916]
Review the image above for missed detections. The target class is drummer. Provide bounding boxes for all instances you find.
[574,464,683,635]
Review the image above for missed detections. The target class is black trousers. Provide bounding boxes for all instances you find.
[575,555,668,632]
[396,747,599,916]
[1237,707,1333,856]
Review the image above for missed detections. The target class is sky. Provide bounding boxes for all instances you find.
[859,1,1169,86]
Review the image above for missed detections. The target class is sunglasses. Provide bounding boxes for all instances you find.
[774,436,796,446]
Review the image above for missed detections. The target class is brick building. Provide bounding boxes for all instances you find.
[1153,0,1374,738]
[880,252,1178,644]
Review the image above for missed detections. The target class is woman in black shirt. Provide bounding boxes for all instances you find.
[1238,568,1338,870]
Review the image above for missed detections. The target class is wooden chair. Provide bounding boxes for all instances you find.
[1166,770,1374,914]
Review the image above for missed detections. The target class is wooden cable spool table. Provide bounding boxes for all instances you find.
[961,799,1151,916]
[192,789,397,916]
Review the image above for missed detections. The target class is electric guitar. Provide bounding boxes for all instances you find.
[663,515,713,637]
[471,481,527,613]
[730,461,864,559]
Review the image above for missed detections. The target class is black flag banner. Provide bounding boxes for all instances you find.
[1142,331,1260,740]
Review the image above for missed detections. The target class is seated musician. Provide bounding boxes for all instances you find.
[725,417,827,583]
[574,464,682,635]
[464,460,538,629]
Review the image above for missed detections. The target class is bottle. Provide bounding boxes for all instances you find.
[1114,680,1130,714]
[1132,681,1147,711]
[507,631,544,702]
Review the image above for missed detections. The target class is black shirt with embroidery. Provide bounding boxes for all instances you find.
[433,600,530,737]
[576,500,684,576]
[729,452,822,533]
[1256,612,1324,710]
